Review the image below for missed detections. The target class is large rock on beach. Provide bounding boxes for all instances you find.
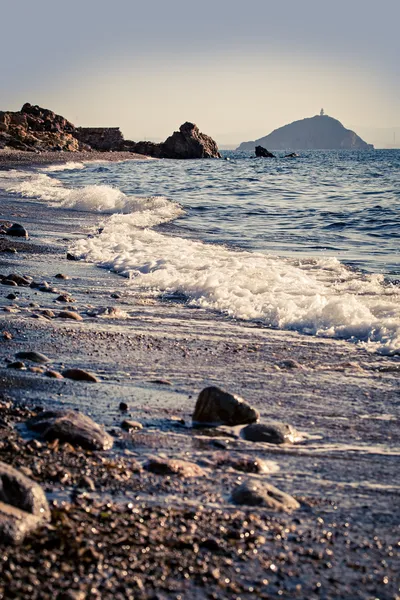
[193,386,259,427]
[231,480,300,512]
[26,410,113,450]
[0,461,50,520]
[241,422,298,444]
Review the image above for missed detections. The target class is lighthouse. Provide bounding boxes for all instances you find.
[320,108,325,116]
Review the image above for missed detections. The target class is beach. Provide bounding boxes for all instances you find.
[0,153,399,599]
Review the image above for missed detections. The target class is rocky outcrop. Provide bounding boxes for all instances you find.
[125,122,221,159]
[0,103,84,152]
[255,146,275,158]
[73,127,124,151]
[0,103,221,158]
[237,114,374,151]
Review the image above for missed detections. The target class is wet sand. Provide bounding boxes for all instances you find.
[0,174,399,599]
[0,149,151,169]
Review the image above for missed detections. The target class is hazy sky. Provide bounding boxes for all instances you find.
[1,0,399,146]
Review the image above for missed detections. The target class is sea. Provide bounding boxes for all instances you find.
[0,149,399,355]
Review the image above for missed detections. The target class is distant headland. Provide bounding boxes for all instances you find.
[237,111,374,152]
[0,103,221,159]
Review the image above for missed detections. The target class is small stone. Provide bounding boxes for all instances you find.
[119,402,129,411]
[62,368,99,383]
[0,461,51,519]
[278,359,303,369]
[121,420,143,431]
[2,332,12,340]
[5,223,28,238]
[193,386,259,427]
[6,293,17,300]
[77,476,95,491]
[56,294,74,303]
[215,453,274,474]
[1,280,18,287]
[28,367,45,374]
[241,422,298,444]
[55,273,69,280]
[7,361,25,370]
[151,379,172,386]
[144,457,206,478]
[58,310,83,321]
[66,253,78,261]
[15,351,51,364]
[41,309,55,318]
[44,370,64,379]
[6,274,31,286]
[231,480,300,512]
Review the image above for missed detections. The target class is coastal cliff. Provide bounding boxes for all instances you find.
[237,114,374,152]
[0,103,221,159]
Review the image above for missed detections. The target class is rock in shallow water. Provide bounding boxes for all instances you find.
[26,410,113,450]
[231,480,299,512]
[144,457,206,478]
[193,386,259,427]
[241,422,298,444]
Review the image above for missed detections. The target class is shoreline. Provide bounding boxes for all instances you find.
[0,169,399,598]
[0,149,151,169]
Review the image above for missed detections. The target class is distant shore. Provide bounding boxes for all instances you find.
[0,149,151,169]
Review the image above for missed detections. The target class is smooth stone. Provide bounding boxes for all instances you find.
[119,402,128,411]
[6,293,17,300]
[215,453,275,474]
[7,362,25,370]
[231,480,300,512]
[62,368,99,383]
[193,386,259,427]
[6,274,31,286]
[278,359,303,370]
[0,502,43,545]
[5,223,28,238]
[15,351,50,364]
[55,273,69,279]
[241,422,298,444]
[56,294,74,302]
[66,253,78,261]
[44,370,64,379]
[121,420,143,431]
[28,367,45,374]
[1,280,18,287]
[0,461,51,520]
[26,410,113,451]
[58,310,83,321]
[144,457,205,478]
[41,309,55,318]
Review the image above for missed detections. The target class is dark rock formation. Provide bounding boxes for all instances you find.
[231,480,300,511]
[26,410,113,450]
[255,146,275,158]
[73,127,124,151]
[126,122,221,159]
[237,114,374,151]
[192,386,259,427]
[0,103,84,152]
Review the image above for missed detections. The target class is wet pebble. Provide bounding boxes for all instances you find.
[54,273,69,280]
[44,370,64,379]
[15,351,51,364]
[144,457,206,478]
[6,293,17,300]
[1,279,18,287]
[121,420,143,431]
[231,480,300,511]
[28,367,45,374]
[241,422,298,444]
[7,361,25,370]
[62,368,99,383]
[5,223,28,238]
[119,402,129,411]
[58,310,83,321]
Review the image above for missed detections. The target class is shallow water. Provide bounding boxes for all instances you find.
[0,150,399,355]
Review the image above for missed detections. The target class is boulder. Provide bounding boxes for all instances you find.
[241,422,298,444]
[26,410,113,450]
[255,146,275,158]
[192,386,259,427]
[0,502,44,545]
[0,461,50,521]
[161,122,221,159]
[231,480,299,512]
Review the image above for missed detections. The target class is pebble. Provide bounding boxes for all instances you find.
[58,311,83,321]
[241,422,298,444]
[193,386,259,427]
[66,253,78,261]
[41,309,55,318]
[55,273,69,280]
[15,351,51,364]
[231,480,300,512]
[2,332,12,340]
[119,402,129,411]
[62,368,99,383]
[56,294,75,303]
[7,361,25,370]
[28,367,45,374]
[44,370,64,379]
[5,223,28,238]
[121,420,143,431]
[6,274,31,286]
[6,293,17,300]
[1,280,18,287]
[144,457,206,478]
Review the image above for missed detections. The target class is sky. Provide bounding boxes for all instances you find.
[1,0,399,147]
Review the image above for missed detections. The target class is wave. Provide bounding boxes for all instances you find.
[71,214,400,355]
[1,167,399,354]
[0,168,183,223]
[41,162,86,172]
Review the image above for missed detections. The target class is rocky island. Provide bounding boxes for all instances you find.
[237,112,374,152]
[0,103,221,159]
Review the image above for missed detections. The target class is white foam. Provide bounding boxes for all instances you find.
[71,215,400,355]
[42,162,86,172]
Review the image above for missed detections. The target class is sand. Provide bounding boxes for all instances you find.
[0,156,399,599]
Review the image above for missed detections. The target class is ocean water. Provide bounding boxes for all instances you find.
[0,149,399,354]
